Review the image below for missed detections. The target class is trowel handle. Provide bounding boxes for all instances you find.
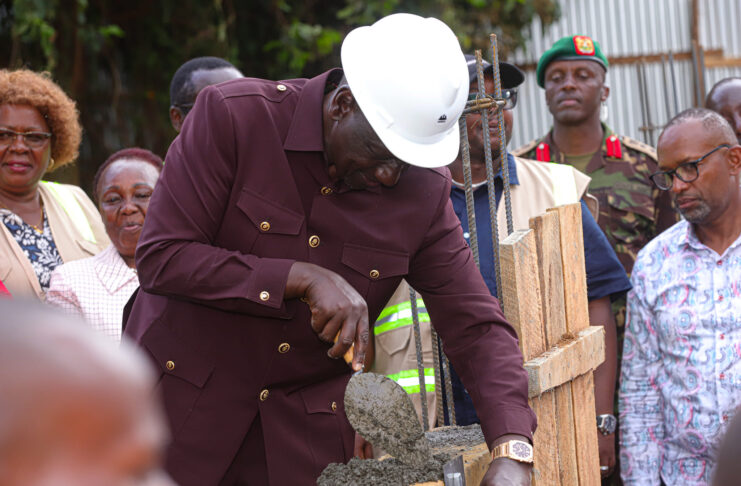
[333,331,354,365]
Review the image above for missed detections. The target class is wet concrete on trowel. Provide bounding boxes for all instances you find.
[317,424,486,486]
[344,372,433,468]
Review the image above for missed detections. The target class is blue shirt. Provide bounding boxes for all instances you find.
[446,153,632,426]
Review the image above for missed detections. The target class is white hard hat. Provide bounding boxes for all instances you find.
[341,13,468,168]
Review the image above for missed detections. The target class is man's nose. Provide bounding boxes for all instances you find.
[375,162,404,187]
[561,73,577,90]
[671,174,690,193]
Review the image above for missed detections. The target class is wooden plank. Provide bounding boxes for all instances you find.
[572,372,600,486]
[524,326,605,397]
[529,211,567,348]
[548,204,589,334]
[499,229,546,360]
[530,391,560,486]
[554,383,579,486]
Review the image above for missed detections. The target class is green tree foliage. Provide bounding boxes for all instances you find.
[1,0,559,192]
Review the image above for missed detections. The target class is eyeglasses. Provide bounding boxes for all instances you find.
[650,143,730,190]
[0,129,52,149]
[467,88,518,111]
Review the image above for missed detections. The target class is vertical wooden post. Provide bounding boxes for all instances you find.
[550,205,600,486]
[499,229,558,485]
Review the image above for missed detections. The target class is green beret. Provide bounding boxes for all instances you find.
[536,35,608,88]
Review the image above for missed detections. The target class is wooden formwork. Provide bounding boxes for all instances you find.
[415,203,605,486]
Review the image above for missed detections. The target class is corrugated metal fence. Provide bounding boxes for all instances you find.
[507,0,741,149]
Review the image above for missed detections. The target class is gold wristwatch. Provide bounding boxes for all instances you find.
[491,440,534,464]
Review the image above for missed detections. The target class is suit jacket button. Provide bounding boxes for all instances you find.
[259,291,270,301]
[276,84,287,92]
[369,269,380,279]
[165,360,175,371]
[278,343,290,353]
[259,389,270,401]
[259,221,271,231]
[309,235,320,248]
[321,186,333,195]
[331,401,337,411]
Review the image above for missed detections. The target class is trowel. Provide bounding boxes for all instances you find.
[344,371,434,468]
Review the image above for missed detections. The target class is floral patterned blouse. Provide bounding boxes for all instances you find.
[1,208,63,292]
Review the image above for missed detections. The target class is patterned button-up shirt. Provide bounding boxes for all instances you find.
[619,220,741,485]
[46,244,138,343]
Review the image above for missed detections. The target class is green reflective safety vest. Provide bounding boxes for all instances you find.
[386,367,435,394]
[374,298,436,394]
[374,298,430,336]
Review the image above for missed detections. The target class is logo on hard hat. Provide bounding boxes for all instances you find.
[437,114,448,123]
[573,35,595,56]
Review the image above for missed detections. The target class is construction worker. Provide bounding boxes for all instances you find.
[125,14,536,486]
[370,279,436,432]
[446,54,631,479]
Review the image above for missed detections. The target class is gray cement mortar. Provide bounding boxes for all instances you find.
[317,424,485,486]
[344,372,433,467]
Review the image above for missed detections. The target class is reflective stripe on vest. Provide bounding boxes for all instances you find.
[374,298,429,336]
[41,181,97,243]
[546,163,579,206]
[387,368,436,394]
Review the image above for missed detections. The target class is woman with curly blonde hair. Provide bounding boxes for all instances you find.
[0,69,108,299]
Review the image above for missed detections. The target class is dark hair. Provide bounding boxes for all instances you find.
[169,57,237,108]
[92,148,163,202]
[705,77,741,110]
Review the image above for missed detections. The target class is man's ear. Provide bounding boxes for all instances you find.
[727,144,741,176]
[601,84,610,102]
[327,86,356,122]
[169,106,183,132]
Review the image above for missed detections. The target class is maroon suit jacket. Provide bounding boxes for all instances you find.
[124,69,536,486]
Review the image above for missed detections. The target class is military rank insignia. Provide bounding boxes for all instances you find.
[605,135,623,159]
[573,35,595,56]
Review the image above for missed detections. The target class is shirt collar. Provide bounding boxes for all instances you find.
[94,245,138,295]
[680,219,741,255]
[451,152,519,192]
[283,69,342,152]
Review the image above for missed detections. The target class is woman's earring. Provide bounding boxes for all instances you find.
[600,102,609,122]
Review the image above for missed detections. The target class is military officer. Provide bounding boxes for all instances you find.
[513,35,677,277]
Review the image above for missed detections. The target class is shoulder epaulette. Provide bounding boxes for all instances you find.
[620,135,658,160]
[511,139,540,157]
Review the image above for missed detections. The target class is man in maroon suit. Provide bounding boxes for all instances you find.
[125,14,536,486]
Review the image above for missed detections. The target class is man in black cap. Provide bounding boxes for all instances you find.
[445,54,631,479]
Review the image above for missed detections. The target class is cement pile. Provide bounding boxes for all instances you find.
[317,425,485,486]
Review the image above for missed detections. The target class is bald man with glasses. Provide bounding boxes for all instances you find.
[619,108,741,486]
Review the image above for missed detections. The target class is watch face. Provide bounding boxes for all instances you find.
[512,442,532,459]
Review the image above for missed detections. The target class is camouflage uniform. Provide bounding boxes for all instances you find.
[513,124,677,276]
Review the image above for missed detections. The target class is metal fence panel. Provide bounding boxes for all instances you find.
[507,0,741,149]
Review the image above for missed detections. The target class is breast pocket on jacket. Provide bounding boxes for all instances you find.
[234,187,304,254]
[341,243,409,307]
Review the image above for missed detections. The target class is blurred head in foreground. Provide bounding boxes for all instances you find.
[0,300,175,486]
